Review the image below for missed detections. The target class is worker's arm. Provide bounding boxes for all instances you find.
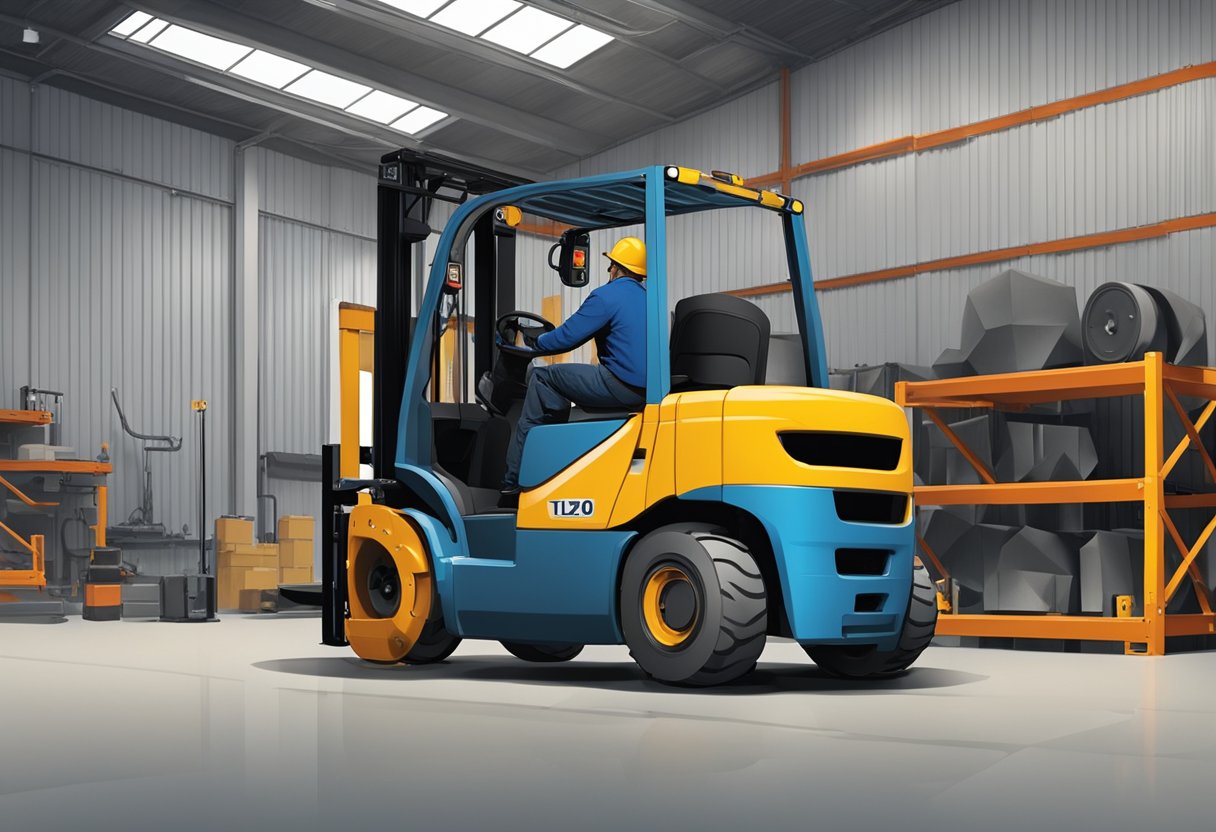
[535,290,608,354]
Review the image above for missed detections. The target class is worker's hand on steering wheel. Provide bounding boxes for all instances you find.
[495,311,557,356]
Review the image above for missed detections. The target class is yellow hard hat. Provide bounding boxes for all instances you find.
[603,236,646,276]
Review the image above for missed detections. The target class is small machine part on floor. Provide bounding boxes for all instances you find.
[82,551,123,622]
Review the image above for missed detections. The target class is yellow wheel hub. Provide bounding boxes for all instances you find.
[346,503,433,663]
[642,565,699,647]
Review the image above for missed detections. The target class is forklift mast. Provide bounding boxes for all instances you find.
[322,149,528,646]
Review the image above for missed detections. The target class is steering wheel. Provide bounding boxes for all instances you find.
[495,311,557,356]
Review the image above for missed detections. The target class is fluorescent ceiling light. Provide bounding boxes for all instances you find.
[482,7,572,54]
[285,69,372,108]
[531,24,612,68]
[377,0,450,15]
[110,11,152,37]
[347,90,418,123]
[430,0,520,36]
[129,18,169,44]
[392,105,447,134]
[149,25,252,71]
[229,49,310,88]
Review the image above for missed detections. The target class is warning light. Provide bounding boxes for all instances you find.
[572,250,586,268]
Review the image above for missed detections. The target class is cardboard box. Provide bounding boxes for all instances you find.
[218,566,279,608]
[279,539,313,568]
[215,516,254,547]
[238,588,274,613]
[277,515,315,542]
[218,543,278,569]
[279,566,313,584]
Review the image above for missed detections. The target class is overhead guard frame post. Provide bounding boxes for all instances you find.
[897,353,1216,655]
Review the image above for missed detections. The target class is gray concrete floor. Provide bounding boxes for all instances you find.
[1,615,1213,831]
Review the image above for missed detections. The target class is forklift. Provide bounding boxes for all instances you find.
[320,151,935,686]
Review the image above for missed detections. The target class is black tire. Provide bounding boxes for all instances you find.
[620,524,767,687]
[501,642,584,662]
[804,561,938,679]
[403,617,462,664]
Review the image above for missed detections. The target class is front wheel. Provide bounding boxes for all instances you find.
[501,642,583,662]
[804,561,938,679]
[620,525,766,687]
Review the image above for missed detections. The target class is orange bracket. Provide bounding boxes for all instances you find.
[0,474,59,508]
[922,407,996,484]
[1162,398,1216,479]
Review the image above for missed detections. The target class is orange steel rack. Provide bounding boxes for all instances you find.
[896,352,1216,655]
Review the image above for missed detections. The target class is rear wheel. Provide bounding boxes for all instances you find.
[501,642,583,662]
[620,524,766,687]
[404,617,462,664]
[804,561,938,679]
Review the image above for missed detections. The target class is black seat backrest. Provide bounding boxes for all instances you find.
[670,293,771,392]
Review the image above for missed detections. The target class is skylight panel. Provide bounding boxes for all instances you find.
[430,0,520,37]
[531,24,612,68]
[229,50,310,88]
[347,90,418,124]
[378,0,450,15]
[391,105,447,135]
[285,70,373,109]
[128,18,170,44]
[110,11,152,37]
[482,7,572,54]
[149,25,252,71]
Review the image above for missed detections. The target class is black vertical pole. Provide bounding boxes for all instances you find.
[321,443,348,646]
[198,404,207,576]
[373,177,411,481]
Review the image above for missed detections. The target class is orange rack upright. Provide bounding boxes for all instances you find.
[897,351,1216,655]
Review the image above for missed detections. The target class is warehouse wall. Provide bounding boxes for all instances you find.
[0,75,379,563]
[537,0,1216,370]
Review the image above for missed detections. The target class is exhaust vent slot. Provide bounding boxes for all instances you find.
[836,548,891,576]
[779,432,901,471]
[834,491,908,525]
[854,593,887,613]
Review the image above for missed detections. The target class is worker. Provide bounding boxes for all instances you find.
[500,236,648,506]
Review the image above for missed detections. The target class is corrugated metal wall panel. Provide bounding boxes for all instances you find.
[0,74,30,149]
[796,75,1216,283]
[0,148,31,405]
[259,215,376,459]
[28,159,233,536]
[258,148,376,238]
[31,85,233,202]
[259,216,375,564]
[793,0,1216,161]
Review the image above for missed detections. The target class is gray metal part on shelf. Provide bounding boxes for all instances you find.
[962,270,1084,375]
[1145,286,1208,366]
[932,346,975,379]
[1078,531,1143,616]
[766,334,807,387]
[983,526,1080,613]
[929,414,993,485]
[996,422,1097,483]
[938,521,1018,595]
[122,601,162,618]
[985,569,1075,614]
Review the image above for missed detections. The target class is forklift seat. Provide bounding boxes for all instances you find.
[669,293,770,392]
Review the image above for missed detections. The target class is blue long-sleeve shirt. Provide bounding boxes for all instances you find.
[536,277,647,388]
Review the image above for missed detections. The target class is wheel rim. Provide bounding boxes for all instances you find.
[365,554,401,618]
[642,565,699,647]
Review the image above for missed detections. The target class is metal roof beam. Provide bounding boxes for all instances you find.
[618,0,810,64]
[297,0,683,119]
[125,0,604,156]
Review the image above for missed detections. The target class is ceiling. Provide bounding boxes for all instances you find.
[0,0,955,178]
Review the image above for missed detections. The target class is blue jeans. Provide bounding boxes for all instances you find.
[503,363,644,489]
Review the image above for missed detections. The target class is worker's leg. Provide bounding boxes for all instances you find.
[503,363,640,490]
